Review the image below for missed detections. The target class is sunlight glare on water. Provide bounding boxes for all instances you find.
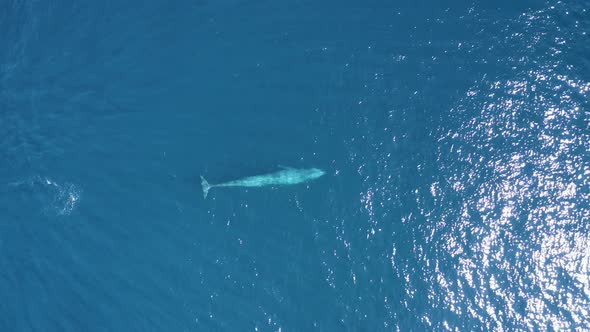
[312,1,589,330]
[435,4,590,330]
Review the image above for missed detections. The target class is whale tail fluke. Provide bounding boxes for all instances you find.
[201,176,212,199]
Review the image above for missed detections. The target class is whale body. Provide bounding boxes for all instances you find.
[200,166,325,198]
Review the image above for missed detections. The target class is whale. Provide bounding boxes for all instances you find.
[200,166,325,198]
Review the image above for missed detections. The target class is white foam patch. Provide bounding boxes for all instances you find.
[7,175,81,216]
[50,179,81,216]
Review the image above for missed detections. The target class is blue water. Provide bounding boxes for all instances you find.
[1,0,589,330]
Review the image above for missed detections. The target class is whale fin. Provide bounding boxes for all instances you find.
[278,165,293,170]
[201,176,212,199]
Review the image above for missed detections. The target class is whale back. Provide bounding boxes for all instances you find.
[219,167,324,188]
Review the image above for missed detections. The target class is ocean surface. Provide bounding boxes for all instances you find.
[1,0,589,331]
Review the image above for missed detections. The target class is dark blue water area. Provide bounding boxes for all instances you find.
[1,0,589,331]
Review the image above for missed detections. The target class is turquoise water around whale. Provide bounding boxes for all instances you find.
[1,0,589,331]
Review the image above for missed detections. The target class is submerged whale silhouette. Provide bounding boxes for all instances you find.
[200,166,325,198]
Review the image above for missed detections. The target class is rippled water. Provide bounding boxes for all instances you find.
[311,2,589,330]
[1,0,588,331]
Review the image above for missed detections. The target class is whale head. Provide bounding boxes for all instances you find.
[308,168,326,179]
